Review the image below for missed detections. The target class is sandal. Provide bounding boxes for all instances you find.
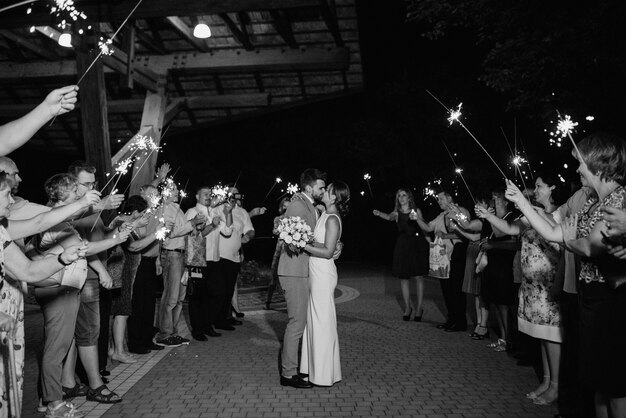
[86,385,122,404]
[472,326,490,340]
[62,383,88,399]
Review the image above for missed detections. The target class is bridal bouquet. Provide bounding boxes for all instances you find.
[277,216,313,255]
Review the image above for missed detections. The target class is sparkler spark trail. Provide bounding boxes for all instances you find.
[426,89,508,179]
[442,141,476,205]
[262,176,283,203]
[423,187,436,201]
[286,183,299,195]
[76,0,143,85]
[363,173,373,198]
[155,226,170,241]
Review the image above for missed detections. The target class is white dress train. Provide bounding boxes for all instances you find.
[300,213,342,386]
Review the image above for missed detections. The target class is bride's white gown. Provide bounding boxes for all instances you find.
[300,212,342,386]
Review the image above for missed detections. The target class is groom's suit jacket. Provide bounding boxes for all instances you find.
[277,192,318,278]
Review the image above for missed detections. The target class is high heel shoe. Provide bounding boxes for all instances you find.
[402,308,413,321]
[231,306,245,318]
[413,309,424,322]
[471,325,489,340]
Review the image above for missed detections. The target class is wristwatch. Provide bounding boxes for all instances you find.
[57,253,71,266]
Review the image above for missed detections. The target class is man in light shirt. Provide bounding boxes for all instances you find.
[215,186,254,329]
[156,182,205,347]
[185,186,233,340]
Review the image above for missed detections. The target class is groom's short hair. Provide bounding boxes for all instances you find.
[300,168,327,190]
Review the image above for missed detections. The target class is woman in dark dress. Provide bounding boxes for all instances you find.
[264,197,289,310]
[373,189,429,321]
[480,191,518,352]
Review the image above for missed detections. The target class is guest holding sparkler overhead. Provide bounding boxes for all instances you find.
[477,171,568,406]
[413,190,470,331]
[476,190,518,351]
[373,189,429,321]
[505,133,626,417]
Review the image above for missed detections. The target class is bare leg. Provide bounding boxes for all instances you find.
[528,341,550,397]
[497,304,508,341]
[414,276,425,316]
[77,345,120,399]
[608,396,626,418]
[536,340,561,403]
[595,392,609,418]
[400,279,413,316]
[111,316,135,363]
[231,283,240,314]
[473,296,482,333]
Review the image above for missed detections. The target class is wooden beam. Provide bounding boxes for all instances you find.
[101,48,159,92]
[0,94,270,116]
[0,29,58,60]
[133,47,350,73]
[169,87,362,137]
[77,48,112,190]
[164,98,186,125]
[134,23,167,54]
[129,88,167,195]
[319,0,344,47]
[0,47,350,79]
[219,13,253,51]
[0,0,319,29]
[122,24,136,90]
[270,10,297,48]
[164,16,210,52]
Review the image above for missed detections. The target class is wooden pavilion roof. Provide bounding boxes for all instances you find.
[0,0,363,156]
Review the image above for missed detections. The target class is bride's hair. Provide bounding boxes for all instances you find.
[329,181,350,217]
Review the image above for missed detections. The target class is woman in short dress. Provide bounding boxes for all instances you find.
[373,188,429,321]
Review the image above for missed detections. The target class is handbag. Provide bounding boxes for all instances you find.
[598,253,626,290]
[429,237,451,279]
[185,229,206,268]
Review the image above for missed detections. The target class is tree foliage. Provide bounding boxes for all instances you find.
[406,0,626,126]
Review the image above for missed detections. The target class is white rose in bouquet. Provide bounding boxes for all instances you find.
[277,216,314,256]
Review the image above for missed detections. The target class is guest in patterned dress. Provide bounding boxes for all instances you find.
[0,171,89,418]
[507,133,626,417]
[478,171,568,405]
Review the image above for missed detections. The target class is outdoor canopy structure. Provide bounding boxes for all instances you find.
[0,0,363,194]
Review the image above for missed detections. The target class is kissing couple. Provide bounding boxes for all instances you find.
[277,168,350,388]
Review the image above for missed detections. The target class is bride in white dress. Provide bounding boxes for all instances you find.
[300,182,350,386]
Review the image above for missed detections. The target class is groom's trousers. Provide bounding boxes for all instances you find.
[279,275,309,378]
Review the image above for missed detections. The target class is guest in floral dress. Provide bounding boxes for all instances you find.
[507,133,626,417]
[478,171,568,405]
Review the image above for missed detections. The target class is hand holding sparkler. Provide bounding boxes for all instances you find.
[45,85,79,117]
[504,178,530,208]
[77,189,101,208]
[155,163,171,182]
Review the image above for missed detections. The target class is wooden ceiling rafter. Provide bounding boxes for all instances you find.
[269,10,297,49]
[0,29,58,61]
[164,16,210,53]
[219,13,254,51]
[319,0,344,47]
[133,22,167,55]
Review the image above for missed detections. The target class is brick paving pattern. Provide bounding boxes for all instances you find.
[21,262,555,417]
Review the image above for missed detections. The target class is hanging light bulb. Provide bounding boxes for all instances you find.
[58,32,72,47]
[193,23,211,39]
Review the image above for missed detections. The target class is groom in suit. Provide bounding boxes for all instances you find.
[278,168,327,388]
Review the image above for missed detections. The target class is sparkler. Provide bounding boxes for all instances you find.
[76,0,143,85]
[155,226,170,241]
[426,89,508,179]
[423,187,436,201]
[511,154,530,192]
[363,173,373,198]
[124,139,161,192]
[263,177,283,202]
[442,141,476,205]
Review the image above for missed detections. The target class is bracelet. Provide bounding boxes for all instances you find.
[57,253,71,266]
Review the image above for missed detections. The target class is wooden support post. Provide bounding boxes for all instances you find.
[76,47,112,189]
[129,83,167,195]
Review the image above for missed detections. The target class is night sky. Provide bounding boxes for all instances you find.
[11,0,625,265]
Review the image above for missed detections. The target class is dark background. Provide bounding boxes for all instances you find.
[11,0,626,267]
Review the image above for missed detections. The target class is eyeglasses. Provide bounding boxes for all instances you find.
[78,181,98,190]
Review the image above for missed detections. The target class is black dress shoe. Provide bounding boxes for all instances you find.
[215,323,235,331]
[229,318,243,326]
[192,332,208,341]
[128,346,151,355]
[205,327,222,337]
[148,343,165,350]
[280,375,313,389]
[100,369,110,377]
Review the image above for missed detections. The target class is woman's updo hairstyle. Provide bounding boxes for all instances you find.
[44,173,77,204]
[330,181,350,217]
